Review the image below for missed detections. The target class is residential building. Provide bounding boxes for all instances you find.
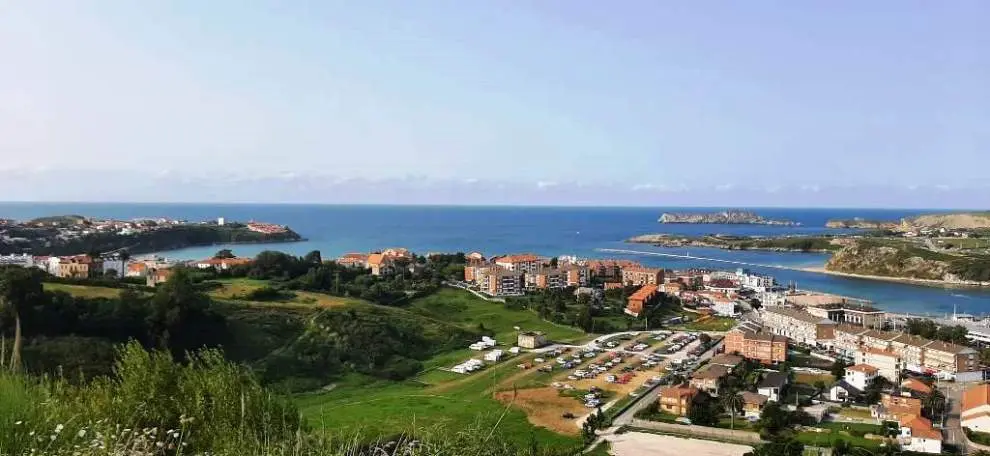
[832,324,870,357]
[0,254,35,268]
[961,384,990,432]
[709,353,744,370]
[126,262,149,277]
[494,254,542,274]
[873,392,923,422]
[573,287,604,304]
[724,321,788,364]
[487,268,524,296]
[844,364,879,391]
[660,282,683,294]
[526,268,565,290]
[366,253,394,276]
[898,415,943,454]
[712,298,737,317]
[901,378,933,396]
[338,253,370,268]
[689,364,729,395]
[740,392,769,418]
[805,302,885,328]
[586,259,640,280]
[621,267,664,286]
[856,347,903,382]
[146,268,173,287]
[603,282,624,290]
[738,272,775,292]
[517,332,547,349]
[195,257,252,271]
[658,385,698,416]
[923,340,978,376]
[829,380,863,403]
[758,372,788,402]
[58,255,99,278]
[761,307,836,347]
[561,264,589,287]
[625,284,658,317]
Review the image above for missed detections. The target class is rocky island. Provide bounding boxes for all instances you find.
[825,218,899,230]
[658,210,799,226]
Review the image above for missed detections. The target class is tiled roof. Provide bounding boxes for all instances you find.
[901,415,942,440]
[495,254,541,263]
[901,378,933,395]
[692,364,730,380]
[366,253,386,266]
[710,353,744,367]
[962,384,990,412]
[759,372,788,388]
[740,391,768,406]
[764,307,835,325]
[892,333,932,349]
[629,284,659,301]
[846,364,879,375]
[835,323,869,336]
[925,340,976,355]
[660,385,698,399]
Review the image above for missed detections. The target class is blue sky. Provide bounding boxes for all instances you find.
[1,1,988,206]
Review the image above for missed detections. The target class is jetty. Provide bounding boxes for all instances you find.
[595,248,810,272]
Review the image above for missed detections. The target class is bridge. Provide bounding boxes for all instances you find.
[595,248,811,272]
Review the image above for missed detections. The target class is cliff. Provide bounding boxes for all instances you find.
[658,210,798,226]
[825,218,899,230]
[900,212,990,231]
[825,240,952,281]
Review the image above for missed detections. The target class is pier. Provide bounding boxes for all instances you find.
[595,248,811,272]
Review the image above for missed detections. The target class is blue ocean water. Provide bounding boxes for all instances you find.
[1,203,987,315]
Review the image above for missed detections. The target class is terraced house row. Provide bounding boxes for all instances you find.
[759,306,977,377]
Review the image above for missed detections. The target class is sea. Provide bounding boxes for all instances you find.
[2,202,989,316]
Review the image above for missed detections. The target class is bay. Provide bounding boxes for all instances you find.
[2,202,987,315]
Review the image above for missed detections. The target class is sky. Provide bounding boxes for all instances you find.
[1,1,988,207]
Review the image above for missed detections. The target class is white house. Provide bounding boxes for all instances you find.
[856,347,903,382]
[828,380,863,403]
[712,299,738,317]
[899,416,942,454]
[757,372,788,402]
[962,384,990,432]
[844,364,879,391]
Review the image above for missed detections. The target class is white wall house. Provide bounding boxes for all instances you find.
[844,364,879,391]
[899,416,943,454]
[962,384,990,432]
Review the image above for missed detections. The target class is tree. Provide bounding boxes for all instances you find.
[688,391,720,426]
[721,392,744,430]
[756,402,790,436]
[699,333,712,346]
[863,376,892,404]
[830,359,850,379]
[744,437,804,456]
[549,257,559,268]
[923,388,946,424]
[0,267,44,371]
[303,250,322,265]
[214,249,235,259]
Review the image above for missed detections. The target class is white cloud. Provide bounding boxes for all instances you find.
[536,181,558,189]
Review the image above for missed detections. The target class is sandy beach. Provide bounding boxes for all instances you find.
[800,266,990,289]
[604,432,752,456]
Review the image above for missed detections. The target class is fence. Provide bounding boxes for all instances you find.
[628,418,763,445]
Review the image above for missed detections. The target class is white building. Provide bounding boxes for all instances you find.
[899,416,942,454]
[844,364,879,391]
[962,384,990,432]
[0,254,35,268]
[856,347,903,383]
[484,350,504,362]
[712,299,738,317]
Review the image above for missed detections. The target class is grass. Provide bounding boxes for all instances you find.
[296,366,581,449]
[794,372,835,385]
[408,288,587,343]
[208,278,362,308]
[674,316,736,332]
[835,406,874,421]
[42,282,131,298]
[794,429,882,449]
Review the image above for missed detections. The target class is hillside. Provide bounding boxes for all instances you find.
[825,239,990,283]
[900,212,990,230]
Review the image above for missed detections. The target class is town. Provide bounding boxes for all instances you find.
[5,243,990,455]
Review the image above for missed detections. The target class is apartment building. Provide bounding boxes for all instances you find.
[962,384,990,432]
[658,385,699,416]
[805,302,886,328]
[761,307,836,347]
[57,255,101,278]
[526,268,566,290]
[844,364,879,391]
[625,284,658,317]
[724,321,788,364]
[586,259,640,280]
[835,324,977,377]
[689,364,729,395]
[487,268,524,296]
[621,267,664,286]
[560,264,589,287]
[494,254,542,274]
[856,347,903,382]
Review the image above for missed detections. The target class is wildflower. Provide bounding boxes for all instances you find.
[29,431,35,436]
[78,429,87,438]
[15,421,23,425]
[55,424,64,433]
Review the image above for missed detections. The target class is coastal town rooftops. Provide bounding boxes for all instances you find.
[366,253,387,266]
[925,340,977,355]
[835,323,869,336]
[859,346,900,358]
[709,353,744,368]
[759,372,788,389]
[494,254,541,263]
[740,391,769,407]
[629,284,659,301]
[962,384,990,412]
[732,320,762,335]
[901,378,933,395]
[892,333,934,349]
[692,364,730,380]
[846,364,880,375]
[763,307,836,325]
[660,385,699,399]
[623,266,662,274]
[900,415,942,440]
[862,329,899,342]
[832,380,863,396]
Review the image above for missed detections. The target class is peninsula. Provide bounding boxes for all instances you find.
[0,215,303,256]
[658,210,798,226]
[825,218,899,230]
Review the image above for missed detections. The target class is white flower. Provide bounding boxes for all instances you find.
[29,431,35,436]
[55,424,64,433]
[77,429,86,438]
[14,421,23,425]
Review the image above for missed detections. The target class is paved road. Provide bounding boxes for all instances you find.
[944,382,972,453]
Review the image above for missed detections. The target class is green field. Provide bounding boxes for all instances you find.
[676,316,736,332]
[209,277,364,308]
[295,289,591,448]
[795,421,884,449]
[43,282,131,298]
[408,288,587,343]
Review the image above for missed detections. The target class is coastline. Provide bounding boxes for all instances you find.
[800,265,990,289]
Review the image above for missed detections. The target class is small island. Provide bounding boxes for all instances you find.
[627,233,843,252]
[825,218,899,230]
[0,215,303,256]
[658,210,799,226]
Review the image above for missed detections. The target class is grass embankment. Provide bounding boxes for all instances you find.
[795,421,885,449]
[295,288,588,446]
[43,282,129,298]
[208,277,363,308]
[675,316,736,332]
